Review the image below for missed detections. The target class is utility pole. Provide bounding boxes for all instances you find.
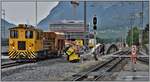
[70,0,87,45]
[71,0,87,45]
[129,12,136,79]
[71,0,79,16]
[139,1,144,49]
[35,0,37,27]
[2,9,5,39]
[125,27,128,47]
[70,0,79,44]
[84,1,87,45]
[129,13,135,45]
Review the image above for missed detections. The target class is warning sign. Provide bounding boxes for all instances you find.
[132,45,137,55]
[131,45,137,64]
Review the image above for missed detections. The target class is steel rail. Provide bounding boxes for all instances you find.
[1,62,27,69]
[1,57,61,69]
[137,58,149,64]
[72,57,116,81]
[71,50,129,81]
[94,58,124,80]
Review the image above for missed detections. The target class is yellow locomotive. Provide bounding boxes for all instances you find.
[8,24,65,61]
[8,24,82,62]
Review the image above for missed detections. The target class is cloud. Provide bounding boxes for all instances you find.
[2,2,58,26]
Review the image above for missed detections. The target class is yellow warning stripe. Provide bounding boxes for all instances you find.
[29,51,35,59]
[15,52,20,58]
[27,50,36,59]
[26,51,32,59]
[12,52,19,59]
[9,51,16,58]
[30,51,36,58]
[8,50,39,59]
[9,51,15,57]
[8,51,13,58]
[24,52,30,59]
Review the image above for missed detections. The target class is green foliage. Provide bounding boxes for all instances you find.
[96,37,103,43]
[126,26,140,46]
[96,37,117,43]
[142,24,149,44]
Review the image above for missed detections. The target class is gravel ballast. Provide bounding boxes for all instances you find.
[1,57,100,81]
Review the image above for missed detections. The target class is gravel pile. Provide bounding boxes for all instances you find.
[2,57,99,81]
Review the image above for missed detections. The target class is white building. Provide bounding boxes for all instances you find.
[49,20,90,43]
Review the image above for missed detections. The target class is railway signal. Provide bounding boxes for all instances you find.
[70,0,79,16]
[93,15,97,30]
[92,15,98,61]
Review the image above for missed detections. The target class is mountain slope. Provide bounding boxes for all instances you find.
[38,1,149,39]
[1,19,16,39]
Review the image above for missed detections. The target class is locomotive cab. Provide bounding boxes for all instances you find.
[8,24,43,60]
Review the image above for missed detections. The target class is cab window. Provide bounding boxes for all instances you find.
[25,30,33,38]
[36,32,40,40]
[10,30,18,38]
[37,31,43,40]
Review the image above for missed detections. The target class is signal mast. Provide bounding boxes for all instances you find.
[71,0,79,16]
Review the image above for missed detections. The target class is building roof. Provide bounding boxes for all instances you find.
[49,20,84,24]
[49,28,86,32]
[49,20,89,32]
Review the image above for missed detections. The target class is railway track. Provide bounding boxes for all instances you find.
[67,57,125,81]
[1,59,51,69]
[93,58,124,81]
[63,50,130,81]
[1,57,63,69]
[137,51,149,65]
[1,62,27,69]
[137,58,149,65]
[1,58,42,69]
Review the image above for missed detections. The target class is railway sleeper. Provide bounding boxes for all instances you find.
[73,71,111,77]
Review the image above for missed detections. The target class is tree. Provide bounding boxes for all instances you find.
[142,24,149,44]
[126,26,140,46]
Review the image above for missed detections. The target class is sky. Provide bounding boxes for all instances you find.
[2,2,59,26]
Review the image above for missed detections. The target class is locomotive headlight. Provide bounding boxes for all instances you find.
[29,47,31,50]
[12,47,15,49]
[29,43,33,50]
